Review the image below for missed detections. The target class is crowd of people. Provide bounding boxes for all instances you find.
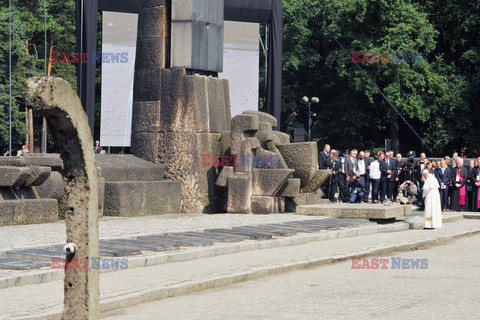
[318,144,480,212]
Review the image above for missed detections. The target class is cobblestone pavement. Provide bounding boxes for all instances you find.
[102,233,480,320]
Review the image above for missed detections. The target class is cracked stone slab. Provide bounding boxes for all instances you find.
[138,235,214,247]
[100,239,179,252]
[172,232,244,243]
[0,257,50,270]
[204,229,273,240]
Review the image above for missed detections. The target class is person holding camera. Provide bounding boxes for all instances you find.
[398,180,418,205]
[349,172,365,203]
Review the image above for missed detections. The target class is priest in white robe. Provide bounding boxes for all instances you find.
[422,169,442,229]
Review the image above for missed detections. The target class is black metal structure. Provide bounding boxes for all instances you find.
[77,0,283,134]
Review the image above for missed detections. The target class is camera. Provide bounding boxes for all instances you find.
[63,243,77,255]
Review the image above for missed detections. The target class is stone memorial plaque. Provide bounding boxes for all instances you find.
[204,229,273,240]
[282,221,340,230]
[301,219,356,227]
[233,225,296,236]
[138,235,213,247]
[6,248,65,262]
[98,246,142,257]
[100,239,179,251]
[0,257,49,270]
[173,232,244,243]
[259,223,318,233]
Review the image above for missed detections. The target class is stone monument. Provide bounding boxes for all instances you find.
[131,0,230,213]
[24,77,100,319]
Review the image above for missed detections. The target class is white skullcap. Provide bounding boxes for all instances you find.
[422,169,429,175]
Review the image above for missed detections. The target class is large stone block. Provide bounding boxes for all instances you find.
[227,173,252,213]
[95,154,164,182]
[171,0,224,73]
[133,68,163,102]
[302,169,331,193]
[0,157,26,167]
[0,167,32,187]
[131,132,159,163]
[135,37,168,71]
[251,168,294,196]
[139,0,168,10]
[137,5,168,40]
[98,177,105,217]
[132,101,161,133]
[32,171,65,200]
[216,166,234,187]
[251,196,275,214]
[0,199,58,226]
[23,154,64,171]
[104,180,181,216]
[295,203,408,219]
[207,77,229,133]
[23,166,51,187]
[273,131,290,144]
[186,74,209,132]
[277,142,318,188]
[276,178,301,197]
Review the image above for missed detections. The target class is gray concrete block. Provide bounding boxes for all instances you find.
[251,196,275,214]
[207,77,229,133]
[0,199,58,226]
[272,131,290,144]
[0,167,32,187]
[96,154,164,182]
[276,178,301,197]
[5,248,65,262]
[104,180,181,216]
[251,168,294,196]
[227,173,252,213]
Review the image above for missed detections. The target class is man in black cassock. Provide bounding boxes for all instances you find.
[471,157,480,212]
[450,157,469,211]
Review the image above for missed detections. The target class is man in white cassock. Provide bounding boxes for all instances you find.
[422,169,442,229]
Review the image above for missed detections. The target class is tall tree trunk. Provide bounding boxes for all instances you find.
[390,113,400,153]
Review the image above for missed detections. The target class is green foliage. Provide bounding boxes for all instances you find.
[281,0,479,156]
[0,0,76,154]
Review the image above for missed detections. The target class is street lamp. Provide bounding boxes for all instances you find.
[302,96,319,141]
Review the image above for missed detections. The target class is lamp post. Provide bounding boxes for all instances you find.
[302,96,319,141]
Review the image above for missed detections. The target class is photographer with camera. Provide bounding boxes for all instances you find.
[394,153,406,201]
[349,172,366,203]
[398,180,419,205]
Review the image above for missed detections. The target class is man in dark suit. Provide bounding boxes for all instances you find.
[318,144,331,169]
[345,149,359,198]
[380,151,397,203]
[357,151,371,202]
[328,150,342,202]
[435,160,451,211]
[393,153,406,201]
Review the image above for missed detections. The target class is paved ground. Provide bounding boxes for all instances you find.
[102,233,480,320]
[2,218,479,319]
